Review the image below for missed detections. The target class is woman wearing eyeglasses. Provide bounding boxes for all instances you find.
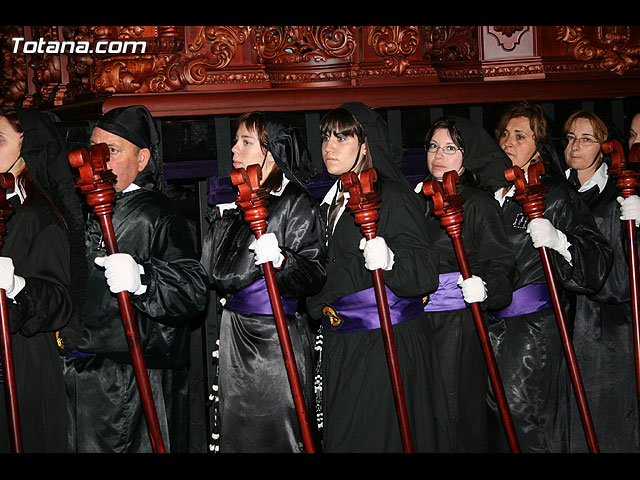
[416,116,518,452]
[563,110,640,452]
[486,102,612,453]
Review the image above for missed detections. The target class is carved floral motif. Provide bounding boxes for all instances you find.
[557,26,640,75]
[254,26,355,64]
[367,26,419,74]
[422,26,477,61]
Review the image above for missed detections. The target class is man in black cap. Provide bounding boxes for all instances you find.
[62,105,209,453]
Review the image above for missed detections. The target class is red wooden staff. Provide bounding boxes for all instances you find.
[68,144,166,453]
[422,170,521,453]
[602,139,640,422]
[505,161,599,453]
[230,164,317,453]
[0,173,22,453]
[341,168,414,453]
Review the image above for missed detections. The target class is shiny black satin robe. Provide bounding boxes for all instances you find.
[62,187,208,453]
[421,182,518,452]
[487,171,613,453]
[568,174,640,452]
[1,195,72,453]
[307,176,450,453]
[201,180,326,453]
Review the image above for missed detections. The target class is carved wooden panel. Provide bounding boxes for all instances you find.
[1,25,639,112]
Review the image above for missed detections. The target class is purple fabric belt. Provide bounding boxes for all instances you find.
[489,283,552,318]
[321,285,424,333]
[226,277,299,316]
[423,272,466,312]
[65,349,96,358]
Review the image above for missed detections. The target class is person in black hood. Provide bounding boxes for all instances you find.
[415,116,518,452]
[563,109,640,453]
[61,105,209,453]
[200,111,326,452]
[306,102,449,452]
[487,101,613,453]
[0,105,84,452]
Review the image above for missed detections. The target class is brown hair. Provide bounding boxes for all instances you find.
[563,109,608,143]
[235,111,283,192]
[495,101,548,146]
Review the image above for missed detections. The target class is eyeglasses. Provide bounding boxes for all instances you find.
[424,143,461,155]
[566,134,599,146]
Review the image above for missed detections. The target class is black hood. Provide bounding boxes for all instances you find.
[263,111,316,186]
[95,105,165,192]
[16,106,87,352]
[449,115,512,188]
[340,102,408,187]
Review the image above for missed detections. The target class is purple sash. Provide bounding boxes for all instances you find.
[489,283,552,318]
[423,272,466,312]
[321,285,424,333]
[226,277,299,316]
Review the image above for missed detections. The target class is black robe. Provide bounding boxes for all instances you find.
[201,180,326,453]
[421,182,518,452]
[567,172,640,453]
[307,175,449,453]
[487,171,613,453]
[0,194,72,453]
[62,186,208,453]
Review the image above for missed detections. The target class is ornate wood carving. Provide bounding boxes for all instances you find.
[367,26,419,74]
[423,26,477,62]
[1,25,639,111]
[487,26,528,51]
[557,26,640,75]
[254,26,355,64]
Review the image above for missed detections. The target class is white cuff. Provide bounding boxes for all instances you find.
[6,275,25,300]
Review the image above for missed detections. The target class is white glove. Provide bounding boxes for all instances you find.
[618,195,640,226]
[359,237,395,271]
[248,233,284,268]
[0,257,26,299]
[94,253,147,295]
[457,274,487,304]
[526,218,572,263]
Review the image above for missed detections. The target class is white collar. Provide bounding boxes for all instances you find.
[7,185,25,204]
[122,183,141,194]
[322,178,351,206]
[270,175,290,197]
[564,163,608,193]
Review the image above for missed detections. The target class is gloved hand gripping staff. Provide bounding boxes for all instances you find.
[602,139,640,427]
[68,144,166,453]
[0,173,22,453]
[422,170,520,453]
[341,168,414,453]
[231,164,317,453]
[505,161,599,453]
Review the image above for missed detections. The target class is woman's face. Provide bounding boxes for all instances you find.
[564,117,602,174]
[498,116,538,171]
[231,122,274,182]
[0,116,25,176]
[426,128,464,181]
[321,131,365,176]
